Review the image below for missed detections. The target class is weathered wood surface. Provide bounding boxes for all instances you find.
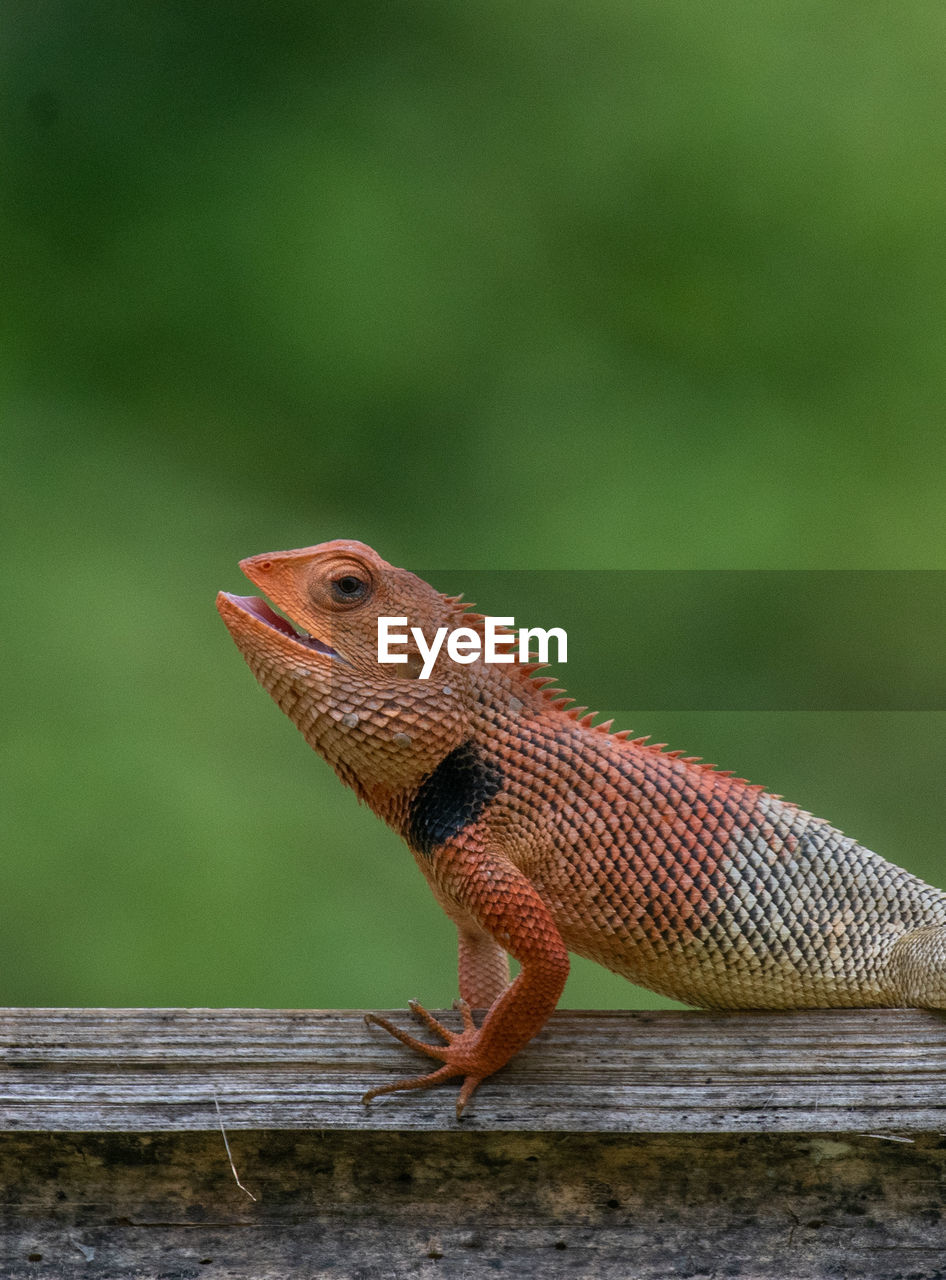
[2,1006,946,1133]
[4,1129,946,1280]
[4,1009,946,1278]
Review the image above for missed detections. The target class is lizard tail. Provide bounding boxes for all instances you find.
[887,925,946,1008]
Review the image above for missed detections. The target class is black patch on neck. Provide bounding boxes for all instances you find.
[406,741,503,859]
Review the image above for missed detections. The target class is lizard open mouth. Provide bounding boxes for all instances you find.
[220,594,341,658]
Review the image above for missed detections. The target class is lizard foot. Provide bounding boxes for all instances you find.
[362,999,484,1117]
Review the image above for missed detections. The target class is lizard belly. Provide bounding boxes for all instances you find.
[535,797,946,1009]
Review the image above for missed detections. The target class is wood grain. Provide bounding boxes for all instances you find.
[4,1009,946,1277]
[3,1006,946,1133]
[4,1129,946,1279]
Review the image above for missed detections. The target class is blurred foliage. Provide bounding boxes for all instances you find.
[2,2,946,1010]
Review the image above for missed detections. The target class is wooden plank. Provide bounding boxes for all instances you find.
[3,1129,946,1279]
[2,1007,946,1133]
[4,1010,946,1277]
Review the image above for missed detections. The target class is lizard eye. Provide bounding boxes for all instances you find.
[331,574,369,603]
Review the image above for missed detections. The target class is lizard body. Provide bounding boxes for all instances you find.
[217,540,946,1114]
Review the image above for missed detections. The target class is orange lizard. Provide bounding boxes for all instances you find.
[217,540,946,1116]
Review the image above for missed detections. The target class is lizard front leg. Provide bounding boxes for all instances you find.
[457,922,511,1009]
[427,879,513,1008]
[364,839,570,1117]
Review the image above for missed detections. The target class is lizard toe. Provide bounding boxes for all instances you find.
[407,1000,456,1041]
[361,1062,463,1107]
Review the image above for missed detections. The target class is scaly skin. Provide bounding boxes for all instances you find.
[217,540,946,1116]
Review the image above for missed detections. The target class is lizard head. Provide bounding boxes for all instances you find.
[216,539,474,798]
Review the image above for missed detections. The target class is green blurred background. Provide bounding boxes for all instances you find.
[3,2,945,1011]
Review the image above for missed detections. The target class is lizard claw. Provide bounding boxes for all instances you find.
[407,999,455,1041]
[362,1001,486,1116]
[452,997,477,1033]
[361,1062,464,1107]
[364,1008,453,1059]
[361,1064,484,1118]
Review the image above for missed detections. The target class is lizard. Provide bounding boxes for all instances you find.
[217,539,946,1116]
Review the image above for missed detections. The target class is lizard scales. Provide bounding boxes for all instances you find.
[217,540,946,1115]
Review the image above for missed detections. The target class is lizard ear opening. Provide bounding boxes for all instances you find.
[400,651,426,679]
